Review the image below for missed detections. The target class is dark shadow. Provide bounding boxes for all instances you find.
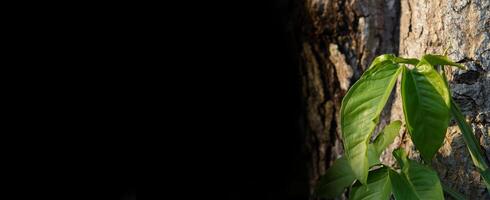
[218,1,308,199]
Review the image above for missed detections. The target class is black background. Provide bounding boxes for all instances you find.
[12,0,307,199]
[170,0,310,199]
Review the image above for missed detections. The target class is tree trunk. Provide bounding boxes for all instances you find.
[294,0,489,199]
[397,0,490,199]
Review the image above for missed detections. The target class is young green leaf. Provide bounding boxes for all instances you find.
[483,169,490,191]
[341,55,402,184]
[401,65,450,163]
[349,167,392,200]
[368,120,402,166]
[392,148,410,172]
[389,169,419,199]
[440,66,490,191]
[317,121,401,198]
[372,120,402,154]
[419,54,466,70]
[315,157,355,198]
[451,100,490,191]
[317,120,402,198]
[393,57,420,66]
[368,54,396,68]
[390,149,444,200]
[367,144,381,167]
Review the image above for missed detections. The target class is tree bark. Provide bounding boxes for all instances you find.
[294,0,489,199]
[397,0,490,199]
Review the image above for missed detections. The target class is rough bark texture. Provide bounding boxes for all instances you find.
[295,0,400,197]
[295,0,490,199]
[397,0,490,199]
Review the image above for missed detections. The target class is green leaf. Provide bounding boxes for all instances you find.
[419,54,466,70]
[393,57,420,66]
[315,120,401,198]
[388,170,419,199]
[441,66,490,192]
[368,54,419,66]
[368,120,402,166]
[341,55,402,184]
[368,54,396,68]
[442,184,467,200]
[392,148,410,173]
[317,121,401,198]
[315,157,355,198]
[390,149,444,200]
[349,167,392,200]
[367,144,381,167]
[401,64,451,162]
[372,120,402,154]
[449,97,490,191]
[452,102,490,191]
[483,169,490,191]
[316,150,390,198]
